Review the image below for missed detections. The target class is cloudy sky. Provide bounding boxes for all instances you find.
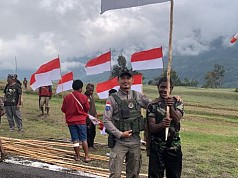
[0,0,238,73]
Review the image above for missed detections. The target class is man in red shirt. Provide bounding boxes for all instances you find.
[38,85,52,115]
[61,80,91,162]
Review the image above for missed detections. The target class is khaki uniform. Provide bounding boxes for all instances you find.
[103,89,151,178]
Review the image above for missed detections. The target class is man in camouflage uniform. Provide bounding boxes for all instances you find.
[146,77,184,178]
[103,70,151,178]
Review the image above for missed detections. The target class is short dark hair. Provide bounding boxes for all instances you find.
[72,80,83,90]
[157,77,173,87]
[109,89,117,96]
[86,83,94,89]
[118,69,132,78]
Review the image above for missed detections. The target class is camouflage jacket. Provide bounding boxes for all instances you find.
[146,97,184,152]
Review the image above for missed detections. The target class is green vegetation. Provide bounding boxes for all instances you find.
[0,85,238,178]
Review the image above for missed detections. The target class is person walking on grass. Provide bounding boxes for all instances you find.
[61,80,91,163]
[103,70,151,178]
[146,77,184,178]
[3,74,23,132]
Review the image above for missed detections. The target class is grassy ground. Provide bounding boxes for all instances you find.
[0,85,238,177]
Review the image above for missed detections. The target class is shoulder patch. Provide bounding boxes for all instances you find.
[105,102,111,111]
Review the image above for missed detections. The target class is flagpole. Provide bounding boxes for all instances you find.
[165,0,174,141]
[15,56,18,74]
[57,54,65,134]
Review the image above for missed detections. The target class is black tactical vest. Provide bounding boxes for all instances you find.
[112,91,145,133]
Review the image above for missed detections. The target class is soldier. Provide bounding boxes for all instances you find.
[146,77,184,178]
[103,70,151,178]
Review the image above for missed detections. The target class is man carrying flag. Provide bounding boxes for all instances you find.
[146,77,184,178]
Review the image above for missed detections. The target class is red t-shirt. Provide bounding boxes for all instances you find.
[61,91,90,126]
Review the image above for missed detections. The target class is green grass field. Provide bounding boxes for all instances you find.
[0,85,238,178]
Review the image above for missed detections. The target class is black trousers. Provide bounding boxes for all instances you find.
[148,141,182,178]
[86,119,96,147]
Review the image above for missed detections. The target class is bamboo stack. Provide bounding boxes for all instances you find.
[0,137,147,177]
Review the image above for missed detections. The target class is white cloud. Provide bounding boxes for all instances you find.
[61,61,85,72]
[0,0,238,71]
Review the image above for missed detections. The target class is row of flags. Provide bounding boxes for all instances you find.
[85,47,163,75]
[30,30,237,96]
[29,47,162,98]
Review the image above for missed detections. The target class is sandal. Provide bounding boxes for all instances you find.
[84,157,91,163]
[74,156,81,161]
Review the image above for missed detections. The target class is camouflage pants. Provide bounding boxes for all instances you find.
[148,141,182,178]
[109,141,141,178]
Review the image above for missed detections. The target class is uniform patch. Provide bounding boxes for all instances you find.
[105,102,111,111]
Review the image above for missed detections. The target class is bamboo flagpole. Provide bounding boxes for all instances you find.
[165,0,174,141]
[57,54,65,133]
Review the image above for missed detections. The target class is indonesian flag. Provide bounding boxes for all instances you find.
[101,0,170,14]
[131,47,163,70]
[96,74,143,99]
[85,51,111,75]
[230,32,238,43]
[30,58,61,90]
[56,72,73,94]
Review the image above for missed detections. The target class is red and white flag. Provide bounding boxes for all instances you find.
[96,74,143,99]
[101,0,170,14]
[30,58,61,90]
[56,72,73,94]
[85,51,111,75]
[131,47,163,70]
[230,32,238,43]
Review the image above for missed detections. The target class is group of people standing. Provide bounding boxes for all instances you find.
[60,69,184,178]
[102,70,184,178]
[0,71,184,178]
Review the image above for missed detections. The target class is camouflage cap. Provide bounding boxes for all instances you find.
[7,74,15,79]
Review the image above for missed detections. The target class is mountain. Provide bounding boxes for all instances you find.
[172,38,238,88]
